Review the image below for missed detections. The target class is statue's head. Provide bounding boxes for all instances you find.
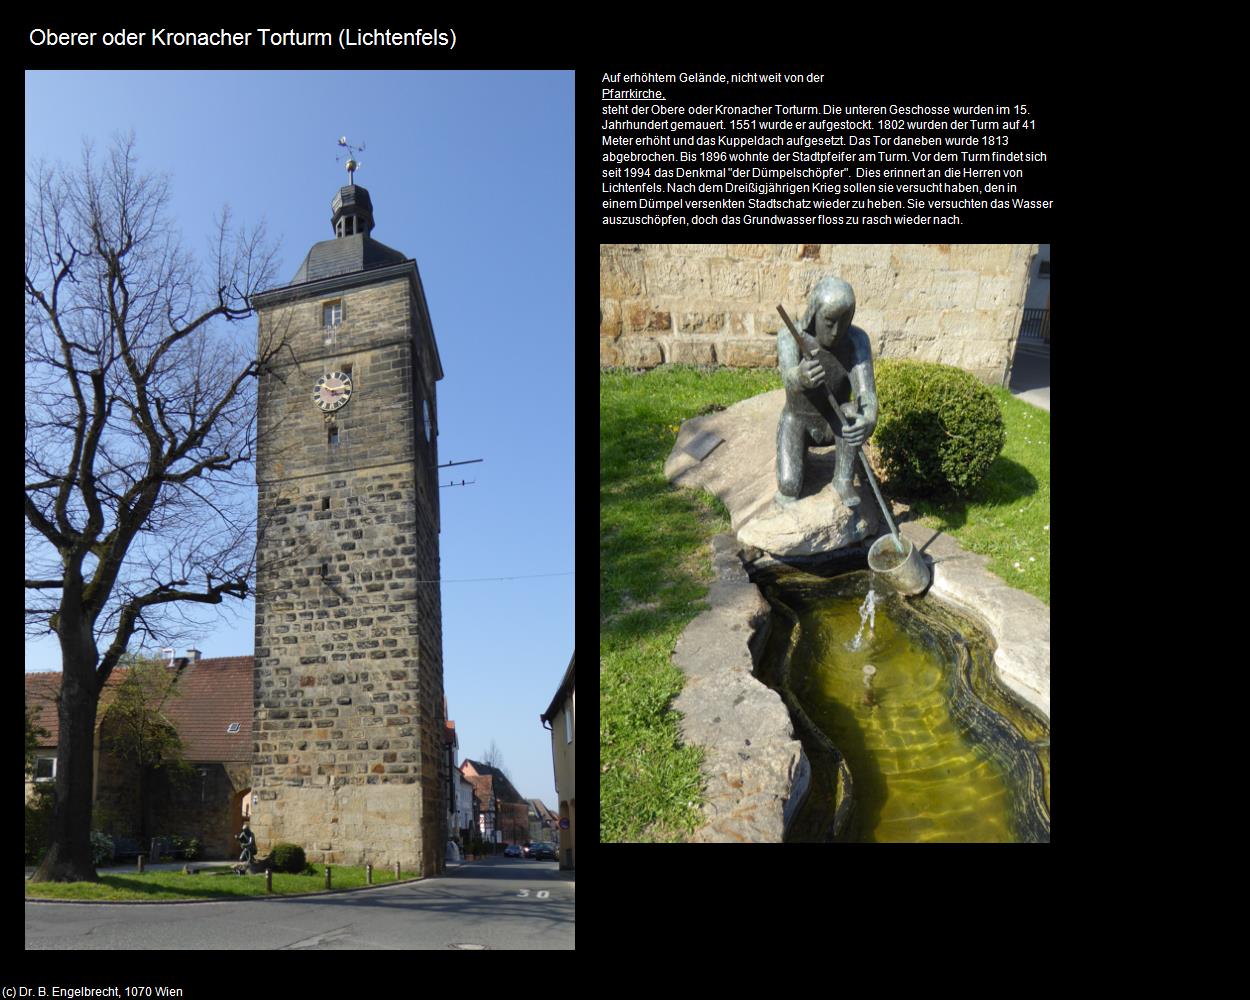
[804,277,856,348]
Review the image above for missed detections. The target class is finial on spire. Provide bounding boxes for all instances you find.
[336,136,366,185]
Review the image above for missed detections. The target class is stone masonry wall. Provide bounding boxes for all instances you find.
[253,273,445,874]
[600,243,1037,386]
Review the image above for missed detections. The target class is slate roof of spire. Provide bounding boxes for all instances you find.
[285,183,409,286]
[288,232,409,286]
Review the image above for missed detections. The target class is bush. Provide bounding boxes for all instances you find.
[872,359,1006,498]
[269,842,307,874]
[168,835,201,861]
[90,830,116,866]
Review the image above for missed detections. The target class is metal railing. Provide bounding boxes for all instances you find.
[1019,307,1050,343]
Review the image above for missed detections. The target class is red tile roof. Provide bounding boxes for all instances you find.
[459,759,525,803]
[160,657,254,762]
[24,657,254,763]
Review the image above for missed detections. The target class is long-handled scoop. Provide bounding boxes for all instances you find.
[777,304,905,555]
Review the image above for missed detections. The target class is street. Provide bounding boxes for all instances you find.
[25,856,573,951]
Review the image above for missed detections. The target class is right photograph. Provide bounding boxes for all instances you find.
[600,244,1050,844]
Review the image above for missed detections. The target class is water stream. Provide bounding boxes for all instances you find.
[845,588,878,652]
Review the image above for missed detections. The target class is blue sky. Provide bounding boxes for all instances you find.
[25,70,574,810]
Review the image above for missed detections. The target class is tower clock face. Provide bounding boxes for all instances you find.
[313,371,353,412]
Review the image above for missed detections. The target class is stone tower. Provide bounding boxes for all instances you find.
[250,179,446,874]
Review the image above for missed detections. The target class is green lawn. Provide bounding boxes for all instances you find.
[599,366,1050,842]
[25,864,421,901]
[907,388,1050,605]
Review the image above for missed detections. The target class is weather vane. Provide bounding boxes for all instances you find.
[336,136,366,184]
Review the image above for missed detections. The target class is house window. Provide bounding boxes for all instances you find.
[323,300,343,327]
[34,756,56,781]
[564,705,573,745]
[1038,259,1050,277]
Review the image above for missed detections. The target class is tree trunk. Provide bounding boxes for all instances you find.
[30,662,100,883]
[138,766,151,850]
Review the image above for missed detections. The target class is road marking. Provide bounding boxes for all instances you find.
[282,925,354,949]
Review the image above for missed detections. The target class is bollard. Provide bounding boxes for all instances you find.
[325,864,331,890]
[137,855,145,874]
[366,863,372,885]
[266,869,273,893]
[394,861,400,880]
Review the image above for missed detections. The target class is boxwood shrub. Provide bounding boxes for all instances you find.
[872,359,1006,498]
[269,842,307,874]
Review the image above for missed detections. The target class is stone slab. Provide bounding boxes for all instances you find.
[665,389,879,557]
[671,535,808,843]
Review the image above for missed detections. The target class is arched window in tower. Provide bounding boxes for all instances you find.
[422,398,433,443]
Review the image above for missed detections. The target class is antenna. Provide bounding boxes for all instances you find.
[336,136,366,184]
[441,479,476,489]
[435,458,484,469]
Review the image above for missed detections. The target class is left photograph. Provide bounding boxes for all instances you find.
[26,70,573,946]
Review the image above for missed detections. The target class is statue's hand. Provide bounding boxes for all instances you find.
[799,358,826,389]
[842,415,874,448]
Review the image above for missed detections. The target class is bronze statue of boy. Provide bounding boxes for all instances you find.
[776,276,878,508]
[235,821,258,873]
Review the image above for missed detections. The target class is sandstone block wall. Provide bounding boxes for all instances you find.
[253,273,446,874]
[600,243,1038,386]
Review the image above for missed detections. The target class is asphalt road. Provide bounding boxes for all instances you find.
[25,856,573,951]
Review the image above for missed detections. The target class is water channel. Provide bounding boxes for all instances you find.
[754,567,1050,843]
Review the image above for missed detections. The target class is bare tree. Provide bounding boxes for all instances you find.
[24,134,285,882]
[481,740,509,779]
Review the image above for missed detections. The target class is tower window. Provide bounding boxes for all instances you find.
[323,300,343,327]
[328,425,339,447]
[321,497,330,511]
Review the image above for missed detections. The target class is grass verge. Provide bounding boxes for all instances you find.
[25,864,421,901]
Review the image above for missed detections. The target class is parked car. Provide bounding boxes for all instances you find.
[528,842,557,861]
[503,843,522,858]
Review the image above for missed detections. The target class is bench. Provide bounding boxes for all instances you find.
[111,837,142,860]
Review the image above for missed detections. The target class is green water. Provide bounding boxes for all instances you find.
[759,571,1048,843]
